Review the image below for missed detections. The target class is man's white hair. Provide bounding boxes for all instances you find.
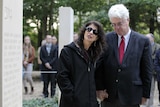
[108,4,129,20]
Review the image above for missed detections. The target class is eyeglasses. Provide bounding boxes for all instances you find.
[111,20,126,28]
[85,27,98,35]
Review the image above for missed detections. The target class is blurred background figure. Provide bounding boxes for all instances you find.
[37,39,46,70]
[73,33,78,42]
[52,36,58,45]
[40,35,58,98]
[144,33,160,107]
[154,47,160,106]
[37,39,46,82]
[23,36,35,94]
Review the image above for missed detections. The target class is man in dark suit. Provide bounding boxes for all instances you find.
[40,35,58,98]
[95,4,153,107]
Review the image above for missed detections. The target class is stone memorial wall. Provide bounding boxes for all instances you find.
[0,0,23,107]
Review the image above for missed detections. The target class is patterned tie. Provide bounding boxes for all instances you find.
[119,36,125,64]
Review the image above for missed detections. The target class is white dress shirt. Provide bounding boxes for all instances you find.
[118,29,131,52]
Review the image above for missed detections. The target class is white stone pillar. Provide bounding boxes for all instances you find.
[0,0,23,107]
[157,7,160,23]
[59,7,74,51]
[58,7,74,105]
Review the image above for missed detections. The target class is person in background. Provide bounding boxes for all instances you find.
[73,33,78,41]
[37,39,46,83]
[23,36,35,94]
[40,35,58,98]
[154,49,160,106]
[143,33,160,107]
[154,45,160,106]
[52,36,58,67]
[95,4,153,107]
[57,21,106,107]
[37,39,46,71]
[52,36,58,45]
[52,36,58,55]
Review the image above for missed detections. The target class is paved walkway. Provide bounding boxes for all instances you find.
[152,81,159,107]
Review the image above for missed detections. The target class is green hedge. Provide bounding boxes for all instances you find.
[23,97,58,107]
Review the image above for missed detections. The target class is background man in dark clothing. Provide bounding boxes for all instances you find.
[40,35,58,98]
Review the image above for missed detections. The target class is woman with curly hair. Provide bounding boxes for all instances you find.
[57,21,106,107]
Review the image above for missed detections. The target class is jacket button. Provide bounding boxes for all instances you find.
[118,69,121,72]
[116,80,119,82]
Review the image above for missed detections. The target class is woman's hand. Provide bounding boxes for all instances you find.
[96,90,108,101]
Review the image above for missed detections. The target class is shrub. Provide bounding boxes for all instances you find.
[23,97,58,107]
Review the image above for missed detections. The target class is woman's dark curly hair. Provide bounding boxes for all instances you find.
[76,21,106,62]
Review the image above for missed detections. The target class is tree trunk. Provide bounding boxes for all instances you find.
[49,0,54,35]
[38,29,42,47]
[78,12,82,28]
[41,15,47,38]
[149,12,155,34]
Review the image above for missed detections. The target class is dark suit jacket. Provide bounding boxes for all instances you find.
[95,30,153,105]
[154,49,160,81]
[40,44,58,71]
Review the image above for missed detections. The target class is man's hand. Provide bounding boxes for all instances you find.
[45,62,52,69]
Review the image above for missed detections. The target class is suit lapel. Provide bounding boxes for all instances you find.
[50,45,54,53]
[112,33,119,63]
[122,31,136,63]
[44,45,50,55]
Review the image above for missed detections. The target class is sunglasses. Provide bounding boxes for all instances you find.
[85,27,98,35]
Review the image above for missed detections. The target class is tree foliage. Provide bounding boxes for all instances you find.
[59,0,108,30]
[124,0,160,34]
[23,0,59,47]
[23,0,160,48]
